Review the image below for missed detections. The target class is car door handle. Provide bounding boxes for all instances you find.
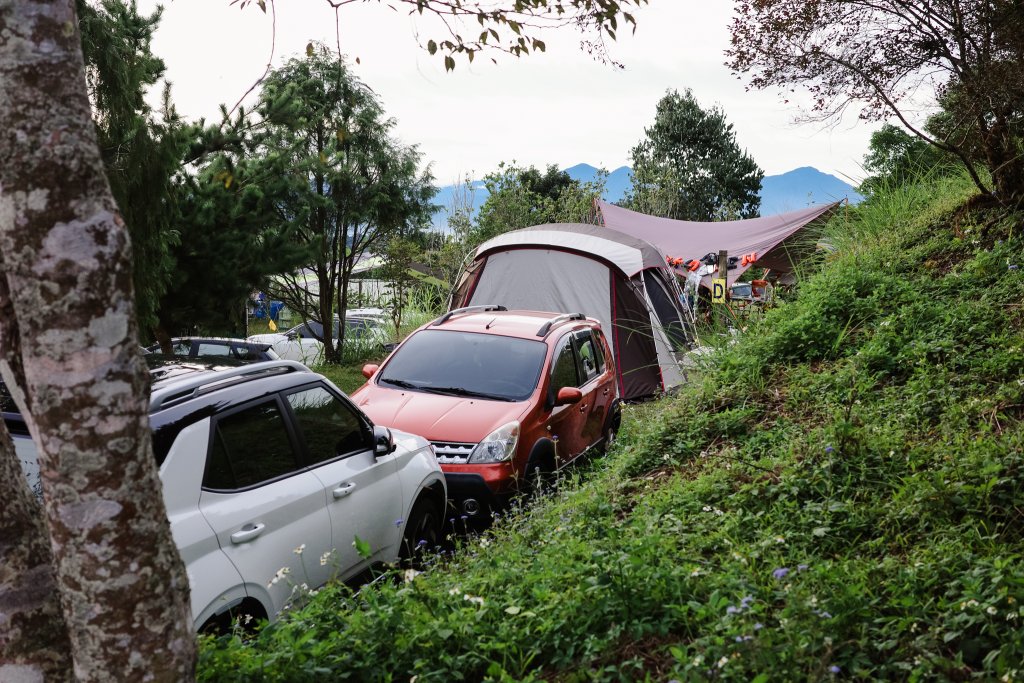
[230,523,265,544]
[332,482,357,499]
[579,403,588,413]
[602,387,610,396]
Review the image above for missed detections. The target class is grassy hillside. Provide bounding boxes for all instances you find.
[199,172,1024,681]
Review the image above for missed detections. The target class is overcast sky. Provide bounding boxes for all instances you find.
[141,1,875,187]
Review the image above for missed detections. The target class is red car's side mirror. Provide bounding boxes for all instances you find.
[554,387,583,406]
[361,363,379,379]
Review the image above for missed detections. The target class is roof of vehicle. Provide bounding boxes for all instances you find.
[145,337,275,352]
[426,307,600,341]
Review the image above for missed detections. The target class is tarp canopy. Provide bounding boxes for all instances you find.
[596,200,841,287]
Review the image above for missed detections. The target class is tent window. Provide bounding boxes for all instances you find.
[643,271,689,352]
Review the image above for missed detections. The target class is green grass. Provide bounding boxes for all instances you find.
[198,172,1024,681]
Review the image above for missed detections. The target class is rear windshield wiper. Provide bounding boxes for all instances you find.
[426,386,515,402]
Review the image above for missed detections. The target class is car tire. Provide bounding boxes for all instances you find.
[599,404,621,455]
[524,457,555,497]
[400,496,442,567]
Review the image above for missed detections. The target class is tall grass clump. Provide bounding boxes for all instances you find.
[199,175,1024,682]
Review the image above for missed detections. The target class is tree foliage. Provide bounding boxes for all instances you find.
[860,123,956,195]
[470,162,605,245]
[624,89,763,220]
[257,46,435,363]
[727,0,1024,200]
[78,0,189,336]
[240,0,647,69]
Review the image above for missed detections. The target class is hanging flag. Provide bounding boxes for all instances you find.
[268,319,278,332]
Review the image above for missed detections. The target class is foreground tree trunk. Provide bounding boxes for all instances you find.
[0,1,196,680]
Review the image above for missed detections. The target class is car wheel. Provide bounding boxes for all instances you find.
[400,496,442,567]
[524,458,555,497]
[599,406,621,455]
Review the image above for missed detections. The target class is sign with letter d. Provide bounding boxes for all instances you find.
[712,278,726,304]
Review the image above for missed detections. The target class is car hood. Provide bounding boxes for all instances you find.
[353,386,531,443]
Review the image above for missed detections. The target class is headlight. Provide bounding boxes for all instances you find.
[468,421,520,463]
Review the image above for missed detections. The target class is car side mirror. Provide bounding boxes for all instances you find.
[554,387,583,406]
[362,363,379,379]
[373,425,396,457]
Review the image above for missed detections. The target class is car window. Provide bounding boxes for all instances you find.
[230,345,263,361]
[171,340,192,355]
[290,321,324,340]
[575,331,600,383]
[549,334,580,398]
[378,329,547,402]
[592,330,607,374]
[203,399,300,490]
[196,342,232,357]
[285,386,368,464]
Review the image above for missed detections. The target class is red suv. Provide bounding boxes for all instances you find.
[351,306,620,520]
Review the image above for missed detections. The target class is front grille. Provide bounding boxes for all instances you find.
[430,441,476,464]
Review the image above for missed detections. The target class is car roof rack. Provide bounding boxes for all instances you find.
[432,304,507,326]
[149,360,311,413]
[536,313,587,337]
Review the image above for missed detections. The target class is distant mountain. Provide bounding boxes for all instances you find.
[758,166,863,215]
[430,164,861,230]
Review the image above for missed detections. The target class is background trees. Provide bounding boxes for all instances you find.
[623,89,763,220]
[470,162,606,245]
[727,0,1024,201]
[258,46,435,363]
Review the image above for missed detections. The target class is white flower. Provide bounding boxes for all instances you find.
[449,587,462,596]
[774,536,786,544]
[717,656,729,668]
[403,569,421,583]
[702,505,712,512]
[463,594,485,606]
[692,656,703,667]
[690,568,701,577]
[987,605,999,615]
[320,551,332,566]
[266,566,291,587]
[294,543,306,556]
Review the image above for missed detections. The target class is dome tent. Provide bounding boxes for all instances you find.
[452,223,693,401]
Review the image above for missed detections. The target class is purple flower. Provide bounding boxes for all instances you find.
[829,665,841,674]
[726,605,740,614]
[1010,265,1020,270]
[825,445,834,453]
[741,595,754,607]
[773,567,790,580]
[754,622,764,630]
[416,539,428,547]
[798,564,809,571]
[394,518,404,527]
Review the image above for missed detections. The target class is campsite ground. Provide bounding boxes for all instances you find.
[198,170,1024,681]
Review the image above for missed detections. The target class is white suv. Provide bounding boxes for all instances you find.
[7,360,445,631]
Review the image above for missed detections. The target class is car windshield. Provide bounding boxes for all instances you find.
[378,329,547,402]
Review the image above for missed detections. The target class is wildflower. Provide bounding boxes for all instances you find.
[830,665,840,674]
[774,536,786,544]
[690,568,701,577]
[825,445,834,453]
[293,543,305,555]
[726,605,740,615]
[266,566,290,587]
[740,595,754,608]
[702,505,713,512]
[717,656,729,668]
[987,605,999,615]
[1009,596,1017,605]
[691,656,703,667]
[463,594,485,606]
[773,567,790,580]
[754,622,764,630]
[1007,612,1019,621]
[416,539,429,547]
[715,508,724,516]
[394,518,404,528]
[403,569,421,583]
[798,564,809,571]
[319,551,332,566]
[448,587,462,596]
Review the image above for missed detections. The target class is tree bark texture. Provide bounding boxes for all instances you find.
[0,1,196,680]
